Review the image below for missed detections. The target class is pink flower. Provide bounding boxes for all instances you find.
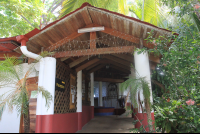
[186,99,195,105]
[194,4,200,9]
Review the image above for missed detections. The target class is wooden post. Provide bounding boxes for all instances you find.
[90,32,96,49]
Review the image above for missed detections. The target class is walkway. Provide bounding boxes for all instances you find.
[77,115,135,133]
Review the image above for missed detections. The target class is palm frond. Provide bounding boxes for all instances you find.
[38,86,53,110]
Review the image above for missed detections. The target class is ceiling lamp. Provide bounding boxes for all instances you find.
[78,26,104,33]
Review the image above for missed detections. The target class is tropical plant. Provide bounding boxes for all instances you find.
[140,7,200,131]
[128,0,169,28]
[59,0,128,18]
[120,67,153,132]
[0,0,64,37]
[161,0,200,32]
[0,52,53,133]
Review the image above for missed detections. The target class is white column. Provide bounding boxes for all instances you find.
[118,83,121,98]
[90,73,94,106]
[36,57,56,115]
[77,70,82,112]
[99,81,103,106]
[134,51,153,113]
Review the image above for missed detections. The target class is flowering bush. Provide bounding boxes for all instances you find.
[186,99,195,106]
[154,96,200,133]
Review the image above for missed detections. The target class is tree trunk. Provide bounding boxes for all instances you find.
[145,99,153,132]
[23,103,30,133]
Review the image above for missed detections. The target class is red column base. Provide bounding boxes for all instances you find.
[78,112,82,130]
[133,109,155,132]
[35,115,54,133]
[91,106,94,119]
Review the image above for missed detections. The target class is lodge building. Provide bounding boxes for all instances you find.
[0,3,176,133]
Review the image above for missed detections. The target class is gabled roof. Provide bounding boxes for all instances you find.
[0,2,177,54]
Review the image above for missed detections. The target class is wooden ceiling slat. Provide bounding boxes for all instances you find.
[124,20,129,35]
[80,9,93,25]
[89,10,99,25]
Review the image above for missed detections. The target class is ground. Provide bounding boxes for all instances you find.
[77,115,135,133]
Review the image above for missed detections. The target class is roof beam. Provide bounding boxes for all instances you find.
[112,53,160,64]
[76,58,100,72]
[94,77,124,83]
[54,46,135,58]
[69,56,90,68]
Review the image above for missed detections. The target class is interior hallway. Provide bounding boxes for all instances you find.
[76,115,135,133]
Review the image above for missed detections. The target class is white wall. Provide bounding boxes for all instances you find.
[0,63,39,133]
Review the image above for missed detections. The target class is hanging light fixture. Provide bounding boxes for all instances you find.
[106,64,110,69]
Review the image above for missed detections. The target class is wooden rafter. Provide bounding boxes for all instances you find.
[94,77,124,83]
[101,55,131,67]
[45,23,94,52]
[54,46,135,58]
[75,58,100,72]
[110,65,130,74]
[111,54,133,63]
[93,24,155,49]
[149,62,157,70]
[0,52,21,59]
[86,60,104,70]
[88,64,105,73]
[149,54,160,63]
[60,57,70,61]
[103,59,130,71]
[69,56,90,68]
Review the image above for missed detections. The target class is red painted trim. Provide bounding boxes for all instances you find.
[82,106,94,127]
[35,106,94,133]
[52,113,78,133]
[78,112,82,130]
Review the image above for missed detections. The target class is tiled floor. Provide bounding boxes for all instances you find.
[77,115,135,133]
